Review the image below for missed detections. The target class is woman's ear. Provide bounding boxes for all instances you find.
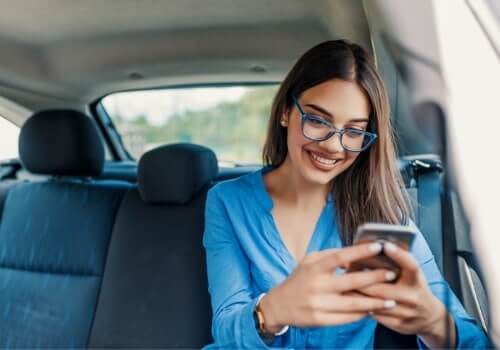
[280,110,290,127]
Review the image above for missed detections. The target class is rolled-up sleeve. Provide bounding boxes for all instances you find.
[202,186,279,349]
[408,220,490,349]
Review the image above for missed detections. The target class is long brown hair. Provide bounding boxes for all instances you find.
[262,40,411,245]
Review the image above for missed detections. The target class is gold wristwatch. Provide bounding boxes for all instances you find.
[253,293,289,341]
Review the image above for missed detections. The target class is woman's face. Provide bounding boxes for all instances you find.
[283,79,372,186]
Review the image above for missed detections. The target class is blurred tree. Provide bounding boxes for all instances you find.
[112,86,277,163]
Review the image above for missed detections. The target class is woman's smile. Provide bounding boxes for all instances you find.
[305,149,343,172]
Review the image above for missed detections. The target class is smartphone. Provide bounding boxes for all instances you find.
[346,222,417,278]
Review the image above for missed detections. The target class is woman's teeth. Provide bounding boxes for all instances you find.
[310,151,338,165]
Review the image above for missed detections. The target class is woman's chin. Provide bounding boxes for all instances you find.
[300,164,338,186]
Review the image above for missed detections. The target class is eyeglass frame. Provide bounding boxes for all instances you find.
[292,95,378,152]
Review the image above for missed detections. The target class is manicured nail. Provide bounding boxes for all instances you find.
[369,242,383,253]
[384,300,397,309]
[385,271,397,281]
[384,242,397,253]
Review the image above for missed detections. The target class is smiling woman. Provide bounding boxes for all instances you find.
[202,40,489,349]
[262,41,409,246]
[275,80,376,185]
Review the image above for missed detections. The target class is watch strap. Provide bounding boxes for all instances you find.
[254,293,289,336]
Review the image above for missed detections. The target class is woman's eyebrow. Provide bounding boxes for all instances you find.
[305,103,369,123]
[305,103,333,119]
[349,118,369,123]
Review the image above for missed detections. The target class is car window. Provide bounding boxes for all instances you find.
[0,116,20,161]
[101,85,278,165]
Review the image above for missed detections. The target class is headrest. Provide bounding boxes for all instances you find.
[138,143,218,204]
[19,109,105,176]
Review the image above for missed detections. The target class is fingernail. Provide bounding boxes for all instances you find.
[385,242,397,253]
[385,271,397,281]
[384,300,397,309]
[369,242,382,253]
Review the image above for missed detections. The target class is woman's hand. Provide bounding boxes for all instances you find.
[258,242,399,332]
[357,242,456,349]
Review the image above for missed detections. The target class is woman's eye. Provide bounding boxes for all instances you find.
[344,129,365,138]
[307,116,329,126]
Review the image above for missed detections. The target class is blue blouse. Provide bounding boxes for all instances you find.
[202,167,488,349]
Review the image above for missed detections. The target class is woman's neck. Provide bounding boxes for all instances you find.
[265,157,330,210]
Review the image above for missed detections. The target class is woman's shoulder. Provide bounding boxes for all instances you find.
[207,168,262,203]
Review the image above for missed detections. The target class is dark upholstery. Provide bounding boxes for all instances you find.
[0,182,125,274]
[0,181,128,348]
[138,143,218,204]
[90,144,216,348]
[0,109,131,348]
[0,180,17,224]
[89,188,213,348]
[19,110,105,177]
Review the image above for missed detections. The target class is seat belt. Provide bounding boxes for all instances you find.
[411,158,444,272]
[375,156,444,349]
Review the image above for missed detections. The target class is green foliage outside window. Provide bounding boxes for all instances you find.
[106,86,278,165]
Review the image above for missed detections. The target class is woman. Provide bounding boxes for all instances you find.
[202,40,488,349]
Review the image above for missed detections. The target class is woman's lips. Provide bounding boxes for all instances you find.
[306,150,341,171]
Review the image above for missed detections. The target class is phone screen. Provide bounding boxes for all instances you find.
[346,223,417,277]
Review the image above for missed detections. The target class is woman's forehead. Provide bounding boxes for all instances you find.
[300,79,371,120]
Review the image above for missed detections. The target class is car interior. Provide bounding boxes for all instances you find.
[0,0,492,348]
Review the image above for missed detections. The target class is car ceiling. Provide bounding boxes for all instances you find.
[0,0,371,112]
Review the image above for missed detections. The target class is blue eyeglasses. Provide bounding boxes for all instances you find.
[293,96,377,152]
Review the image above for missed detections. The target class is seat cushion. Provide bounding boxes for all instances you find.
[89,188,213,348]
[0,181,127,348]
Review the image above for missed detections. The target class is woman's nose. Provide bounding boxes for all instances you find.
[317,132,344,153]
